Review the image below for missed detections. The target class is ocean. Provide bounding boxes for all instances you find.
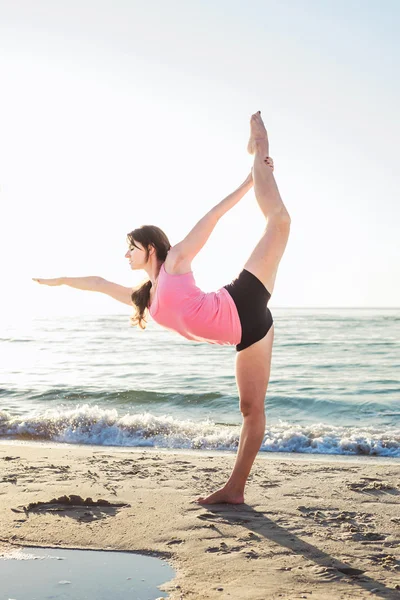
[1,308,399,457]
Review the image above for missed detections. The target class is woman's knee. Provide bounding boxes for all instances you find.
[239,398,265,418]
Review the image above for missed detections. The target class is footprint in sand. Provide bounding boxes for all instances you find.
[352,531,388,542]
[2,475,17,484]
[205,542,245,555]
[243,549,260,559]
[237,532,261,542]
[16,495,130,523]
[197,512,253,526]
[296,506,389,544]
[297,506,374,527]
[367,553,399,570]
[348,480,399,495]
[307,565,346,582]
[197,513,232,525]
[258,480,281,488]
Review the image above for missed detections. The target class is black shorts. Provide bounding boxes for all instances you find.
[224,269,273,352]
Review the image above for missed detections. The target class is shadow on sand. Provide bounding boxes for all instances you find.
[194,503,399,599]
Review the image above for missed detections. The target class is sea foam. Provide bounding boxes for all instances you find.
[1,405,399,457]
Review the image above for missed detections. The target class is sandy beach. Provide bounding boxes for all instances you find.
[0,442,399,599]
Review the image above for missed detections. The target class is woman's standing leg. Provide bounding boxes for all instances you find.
[197,326,274,505]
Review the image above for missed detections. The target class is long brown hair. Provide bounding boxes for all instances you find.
[127,225,171,329]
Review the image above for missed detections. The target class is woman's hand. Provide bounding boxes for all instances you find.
[265,156,274,171]
[32,277,63,286]
[246,156,274,185]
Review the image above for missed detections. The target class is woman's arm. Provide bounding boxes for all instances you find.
[211,174,254,220]
[32,277,133,306]
[172,159,274,264]
[172,175,254,264]
[33,276,103,290]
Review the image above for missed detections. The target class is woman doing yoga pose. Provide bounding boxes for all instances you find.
[33,112,291,505]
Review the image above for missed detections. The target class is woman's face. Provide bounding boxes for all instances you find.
[125,241,152,270]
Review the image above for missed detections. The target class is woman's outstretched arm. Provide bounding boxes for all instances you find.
[32,277,133,306]
[172,174,254,265]
[172,160,274,265]
[211,174,253,220]
[212,158,273,220]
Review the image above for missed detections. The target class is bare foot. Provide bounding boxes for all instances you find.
[247,111,269,156]
[196,486,245,505]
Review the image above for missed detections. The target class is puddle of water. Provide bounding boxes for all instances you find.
[0,546,175,600]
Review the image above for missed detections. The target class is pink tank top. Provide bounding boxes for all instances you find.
[149,263,242,346]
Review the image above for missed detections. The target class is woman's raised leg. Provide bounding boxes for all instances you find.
[245,112,291,295]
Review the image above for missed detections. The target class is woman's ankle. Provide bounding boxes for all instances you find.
[254,139,269,156]
[225,478,246,494]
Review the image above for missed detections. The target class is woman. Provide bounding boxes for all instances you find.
[33,112,291,505]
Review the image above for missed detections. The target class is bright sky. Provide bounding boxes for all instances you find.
[1,0,399,317]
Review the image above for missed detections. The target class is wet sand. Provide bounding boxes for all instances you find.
[0,441,399,599]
